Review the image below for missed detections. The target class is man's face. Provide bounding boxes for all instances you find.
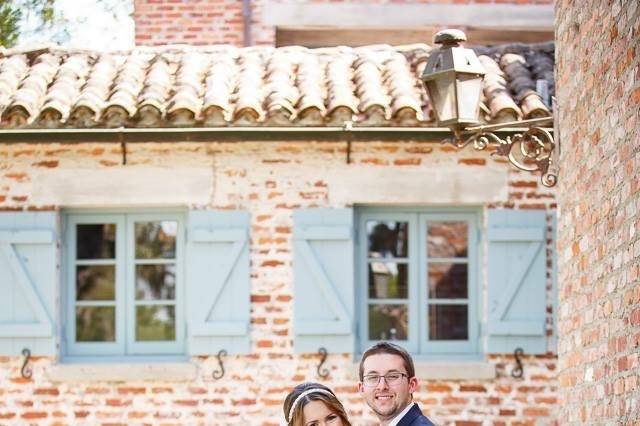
[358,353,418,422]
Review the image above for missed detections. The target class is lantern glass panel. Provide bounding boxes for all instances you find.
[456,74,483,123]
[426,73,456,123]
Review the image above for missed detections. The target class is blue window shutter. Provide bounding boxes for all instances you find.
[186,210,250,355]
[0,212,57,355]
[487,209,548,354]
[293,208,354,353]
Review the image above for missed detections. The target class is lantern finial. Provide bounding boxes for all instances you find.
[433,29,467,47]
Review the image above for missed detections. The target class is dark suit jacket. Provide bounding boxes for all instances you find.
[396,403,436,426]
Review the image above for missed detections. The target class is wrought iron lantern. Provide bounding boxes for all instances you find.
[421,29,558,187]
[421,29,485,130]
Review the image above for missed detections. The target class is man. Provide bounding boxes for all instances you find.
[358,342,435,426]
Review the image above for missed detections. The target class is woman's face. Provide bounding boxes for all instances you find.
[302,400,344,426]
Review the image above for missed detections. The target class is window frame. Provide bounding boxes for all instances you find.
[63,210,186,359]
[356,207,481,358]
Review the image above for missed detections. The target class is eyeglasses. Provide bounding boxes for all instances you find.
[362,372,409,387]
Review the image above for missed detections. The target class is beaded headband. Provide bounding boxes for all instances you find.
[287,388,334,423]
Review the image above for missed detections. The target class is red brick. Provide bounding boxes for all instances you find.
[21,412,47,419]
[458,158,486,166]
[251,294,270,303]
[32,160,59,168]
[34,388,59,396]
[117,387,146,395]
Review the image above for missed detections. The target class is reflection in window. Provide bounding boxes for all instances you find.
[368,262,408,299]
[427,221,468,258]
[76,307,116,342]
[135,221,177,259]
[136,265,176,301]
[367,221,408,258]
[136,306,176,341]
[429,305,468,340]
[77,224,116,259]
[76,265,115,301]
[368,304,408,341]
[428,263,468,299]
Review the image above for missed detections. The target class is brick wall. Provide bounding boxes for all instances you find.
[555,1,640,424]
[133,0,552,47]
[0,140,558,425]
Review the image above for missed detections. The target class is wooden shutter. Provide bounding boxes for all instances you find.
[293,208,354,353]
[487,209,548,354]
[0,212,57,355]
[186,210,250,355]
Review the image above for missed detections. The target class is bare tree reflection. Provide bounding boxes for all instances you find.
[368,304,408,340]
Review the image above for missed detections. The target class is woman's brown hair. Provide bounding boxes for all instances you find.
[283,382,352,426]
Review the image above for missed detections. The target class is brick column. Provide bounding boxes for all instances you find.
[555,1,640,424]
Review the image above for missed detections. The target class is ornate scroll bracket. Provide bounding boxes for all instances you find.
[444,117,558,187]
[212,349,227,380]
[317,347,329,379]
[21,348,32,379]
[511,347,524,379]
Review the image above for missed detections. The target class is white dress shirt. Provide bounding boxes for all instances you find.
[387,402,416,426]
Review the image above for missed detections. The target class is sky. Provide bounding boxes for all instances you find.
[17,0,134,50]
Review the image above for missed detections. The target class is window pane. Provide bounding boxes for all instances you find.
[428,263,468,299]
[135,221,177,259]
[76,265,115,301]
[136,264,176,301]
[136,306,176,341]
[428,305,468,340]
[76,307,115,342]
[427,221,468,258]
[368,304,408,341]
[368,262,408,299]
[367,220,408,258]
[77,224,115,259]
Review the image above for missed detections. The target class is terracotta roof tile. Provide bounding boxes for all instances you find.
[0,42,554,129]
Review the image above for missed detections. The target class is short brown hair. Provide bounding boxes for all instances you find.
[359,341,415,381]
[283,382,352,426]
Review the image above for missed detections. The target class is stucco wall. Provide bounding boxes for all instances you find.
[133,0,553,47]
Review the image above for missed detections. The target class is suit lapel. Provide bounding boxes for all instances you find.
[396,404,421,426]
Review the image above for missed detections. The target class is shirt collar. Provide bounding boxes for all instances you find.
[387,402,416,426]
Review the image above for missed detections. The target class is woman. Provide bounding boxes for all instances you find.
[283,382,352,426]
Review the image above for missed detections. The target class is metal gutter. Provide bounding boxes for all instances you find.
[0,124,553,144]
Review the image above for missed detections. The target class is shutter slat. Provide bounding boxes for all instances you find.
[293,208,355,353]
[192,228,247,243]
[0,230,54,244]
[487,209,548,354]
[295,226,351,240]
[487,321,545,336]
[186,210,250,355]
[487,227,544,242]
[190,321,249,337]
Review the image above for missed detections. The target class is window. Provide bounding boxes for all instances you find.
[358,208,479,356]
[64,212,185,358]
